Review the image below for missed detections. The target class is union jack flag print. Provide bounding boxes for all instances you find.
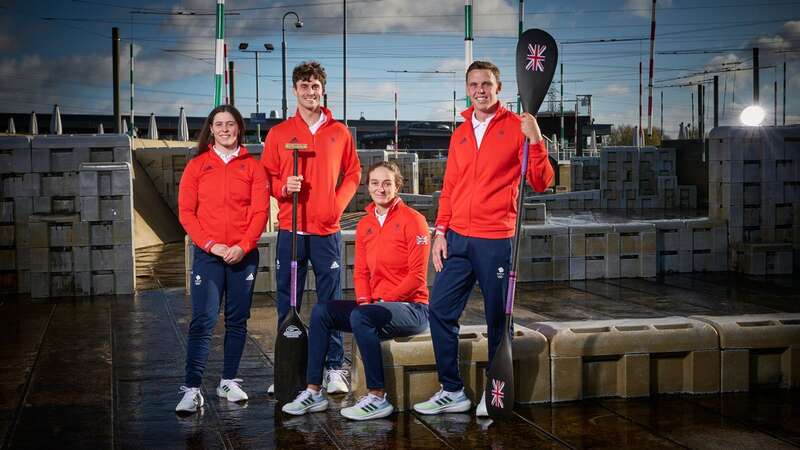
[490,379,505,408]
[525,43,547,72]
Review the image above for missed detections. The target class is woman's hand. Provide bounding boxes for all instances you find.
[223,245,245,264]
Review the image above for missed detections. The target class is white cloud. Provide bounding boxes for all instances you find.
[624,0,673,19]
[601,84,631,96]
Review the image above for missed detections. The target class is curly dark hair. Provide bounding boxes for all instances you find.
[292,61,327,89]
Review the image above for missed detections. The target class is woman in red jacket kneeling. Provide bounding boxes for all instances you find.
[282,161,431,420]
[175,105,268,414]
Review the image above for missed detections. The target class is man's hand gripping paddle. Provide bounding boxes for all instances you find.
[275,143,310,405]
[485,28,557,420]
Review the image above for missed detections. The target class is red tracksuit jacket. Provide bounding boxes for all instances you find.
[354,199,430,304]
[261,107,361,235]
[435,104,554,239]
[178,145,269,254]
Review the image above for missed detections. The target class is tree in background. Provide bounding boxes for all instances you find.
[609,125,670,146]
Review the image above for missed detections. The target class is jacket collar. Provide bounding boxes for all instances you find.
[365,196,403,216]
[204,144,250,162]
[460,102,509,122]
[291,106,334,131]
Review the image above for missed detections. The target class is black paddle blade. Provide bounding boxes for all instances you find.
[516,28,558,114]
[274,308,308,404]
[485,324,515,419]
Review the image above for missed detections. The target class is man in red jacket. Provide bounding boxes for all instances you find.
[413,60,554,417]
[261,61,361,394]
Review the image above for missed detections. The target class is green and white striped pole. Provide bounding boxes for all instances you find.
[464,0,473,107]
[214,0,225,106]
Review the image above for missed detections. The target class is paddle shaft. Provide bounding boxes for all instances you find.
[290,149,299,309]
[504,140,530,322]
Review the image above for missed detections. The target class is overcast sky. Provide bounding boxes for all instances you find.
[1,0,798,137]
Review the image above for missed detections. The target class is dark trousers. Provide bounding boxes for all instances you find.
[307,300,429,390]
[429,230,512,392]
[185,247,259,388]
[276,230,344,369]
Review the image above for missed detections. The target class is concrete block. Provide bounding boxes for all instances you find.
[0,136,32,173]
[585,257,605,279]
[691,314,800,391]
[74,271,92,296]
[351,325,550,410]
[92,272,114,295]
[99,195,132,221]
[253,268,275,293]
[0,249,15,270]
[115,270,135,294]
[534,317,720,402]
[743,161,762,183]
[569,256,585,280]
[0,224,13,247]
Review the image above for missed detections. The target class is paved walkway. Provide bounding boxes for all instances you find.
[1,273,798,449]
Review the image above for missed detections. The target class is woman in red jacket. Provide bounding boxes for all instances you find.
[175,105,268,414]
[282,161,430,420]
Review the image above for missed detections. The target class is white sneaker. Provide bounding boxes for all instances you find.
[323,369,350,394]
[176,386,204,413]
[412,388,471,415]
[475,392,488,417]
[267,384,274,395]
[341,393,394,421]
[281,389,329,416]
[217,378,248,402]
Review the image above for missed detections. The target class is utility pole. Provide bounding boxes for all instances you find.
[588,95,596,151]
[560,63,564,149]
[214,0,225,106]
[784,61,787,125]
[394,91,398,153]
[129,40,134,136]
[464,0,473,106]
[343,0,347,125]
[698,84,704,139]
[574,97,579,156]
[228,61,235,106]
[690,92,694,138]
[713,75,719,128]
[753,47,759,104]
[646,0,657,136]
[112,27,121,133]
[660,90,663,141]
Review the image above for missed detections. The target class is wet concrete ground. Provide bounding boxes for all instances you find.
[1,272,799,449]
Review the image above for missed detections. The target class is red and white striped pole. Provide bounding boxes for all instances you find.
[646,0,657,136]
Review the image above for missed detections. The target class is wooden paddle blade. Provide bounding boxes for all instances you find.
[485,326,515,419]
[516,28,558,114]
[274,309,309,404]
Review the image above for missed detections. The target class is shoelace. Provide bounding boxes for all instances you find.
[223,378,244,390]
[326,369,350,386]
[354,393,383,409]
[429,388,447,402]
[294,389,314,403]
[179,386,199,395]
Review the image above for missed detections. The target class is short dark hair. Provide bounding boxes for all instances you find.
[466,60,501,82]
[196,104,245,156]
[293,61,327,89]
[367,160,404,191]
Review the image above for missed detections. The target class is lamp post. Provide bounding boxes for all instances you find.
[239,42,274,142]
[282,11,303,120]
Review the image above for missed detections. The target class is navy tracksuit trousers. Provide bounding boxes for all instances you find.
[185,247,259,388]
[307,300,429,390]
[275,230,344,369]
[429,230,512,392]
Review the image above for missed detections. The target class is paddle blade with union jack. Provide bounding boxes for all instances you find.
[515,29,558,114]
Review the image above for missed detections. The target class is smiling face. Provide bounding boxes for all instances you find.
[211,111,239,151]
[293,76,324,113]
[368,166,399,210]
[466,68,502,119]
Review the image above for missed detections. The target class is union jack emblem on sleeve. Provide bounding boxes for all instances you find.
[525,43,547,72]
[416,235,429,245]
[490,379,505,408]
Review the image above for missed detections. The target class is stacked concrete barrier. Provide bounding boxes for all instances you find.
[528,189,601,210]
[418,158,446,195]
[350,325,550,411]
[691,314,800,391]
[708,126,800,272]
[597,146,695,210]
[387,152,419,195]
[570,156,601,192]
[134,146,194,215]
[534,317,720,402]
[645,218,727,273]
[0,135,134,296]
[518,225,570,282]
